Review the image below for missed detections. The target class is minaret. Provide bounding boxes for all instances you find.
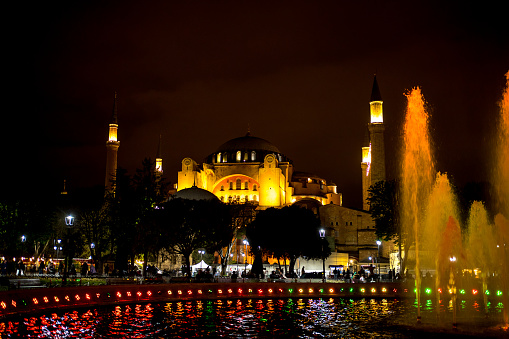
[105,92,120,193]
[155,135,163,175]
[362,75,386,210]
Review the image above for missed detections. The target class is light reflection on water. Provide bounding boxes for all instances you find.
[0,298,505,338]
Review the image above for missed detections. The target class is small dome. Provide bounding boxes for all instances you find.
[173,186,218,201]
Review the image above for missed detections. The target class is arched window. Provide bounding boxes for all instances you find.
[253,184,257,191]
[244,181,249,190]
[251,151,256,161]
[229,182,233,190]
[245,195,249,202]
[243,152,248,162]
[236,179,242,190]
[216,153,222,163]
[236,151,241,162]
[223,153,228,163]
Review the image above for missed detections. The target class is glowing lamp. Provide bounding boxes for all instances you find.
[65,296,70,301]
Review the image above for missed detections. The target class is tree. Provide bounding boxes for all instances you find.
[106,158,169,276]
[247,205,330,276]
[367,180,400,243]
[367,179,405,272]
[158,198,232,277]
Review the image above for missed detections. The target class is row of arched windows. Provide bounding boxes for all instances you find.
[219,195,259,203]
[215,151,257,163]
[220,179,257,191]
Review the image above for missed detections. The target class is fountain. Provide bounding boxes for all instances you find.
[400,86,434,322]
[400,72,509,330]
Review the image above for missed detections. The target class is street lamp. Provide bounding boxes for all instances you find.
[243,240,249,277]
[376,240,382,281]
[198,250,205,269]
[63,215,74,285]
[319,229,326,283]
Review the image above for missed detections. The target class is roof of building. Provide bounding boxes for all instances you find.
[370,75,383,102]
[214,132,281,153]
[173,186,218,201]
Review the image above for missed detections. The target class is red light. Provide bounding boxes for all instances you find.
[54,296,59,302]
[96,293,101,298]
[218,289,223,294]
[228,289,233,294]
[117,292,122,298]
[238,289,243,293]
[279,288,283,293]
[11,300,16,307]
[268,289,273,293]
[167,290,172,295]
[403,289,408,293]
[1,301,6,309]
[127,292,132,297]
[75,295,80,301]
[438,288,442,294]
[472,289,478,295]
[43,297,49,303]
[187,290,192,295]
[198,290,202,294]
[258,289,263,294]
[329,288,334,293]
[86,294,91,300]
[298,289,304,293]
[178,290,183,295]
[33,298,38,305]
[393,288,397,292]
[137,291,142,297]
[309,288,313,293]
[147,291,152,296]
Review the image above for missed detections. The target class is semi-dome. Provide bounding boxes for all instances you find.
[207,132,291,164]
[173,186,218,201]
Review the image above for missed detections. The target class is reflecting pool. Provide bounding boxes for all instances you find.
[0,298,506,338]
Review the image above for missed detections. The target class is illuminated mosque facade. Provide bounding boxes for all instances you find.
[105,76,391,271]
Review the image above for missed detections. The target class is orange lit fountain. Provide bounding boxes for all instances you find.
[401,73,509,330]
[493,71,509,329]
[400,87,434,322]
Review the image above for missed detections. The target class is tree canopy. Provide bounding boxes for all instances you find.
[247,205,330,276]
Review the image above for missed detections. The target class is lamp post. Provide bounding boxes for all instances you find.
[63,215,74,285]
[319,229,326,283]
[376,240,382,282]
[198,250,205,269]
[243,240,249,277]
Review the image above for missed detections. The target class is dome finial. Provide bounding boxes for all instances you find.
[246,123,251,136]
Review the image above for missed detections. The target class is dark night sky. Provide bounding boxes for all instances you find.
[3,1,508,208]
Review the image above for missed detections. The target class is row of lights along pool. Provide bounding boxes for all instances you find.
[0,283,503,317]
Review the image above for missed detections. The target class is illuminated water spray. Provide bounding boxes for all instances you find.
[494,71,509,328]
[400,87,434,322]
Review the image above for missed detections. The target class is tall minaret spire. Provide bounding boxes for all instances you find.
[362,75,386,210]
[155,134,163,174]
[105,91,120,193]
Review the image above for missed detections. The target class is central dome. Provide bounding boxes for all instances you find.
[215,133,281,153]
[207,133,291,164]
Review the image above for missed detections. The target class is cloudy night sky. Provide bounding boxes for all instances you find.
[4,1,508,208]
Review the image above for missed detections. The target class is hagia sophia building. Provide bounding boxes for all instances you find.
[104,76,396,273]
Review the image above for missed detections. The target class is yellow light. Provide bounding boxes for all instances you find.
[370,101,383,123]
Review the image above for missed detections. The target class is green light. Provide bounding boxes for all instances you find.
[425,288,432,294]
[319,289,324,293]
[460,289,465,294]
[486,290,490,295]
[497,290,503,296]
[349,288,354,293]
[289,289,293,293]
[414,288,417,293]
